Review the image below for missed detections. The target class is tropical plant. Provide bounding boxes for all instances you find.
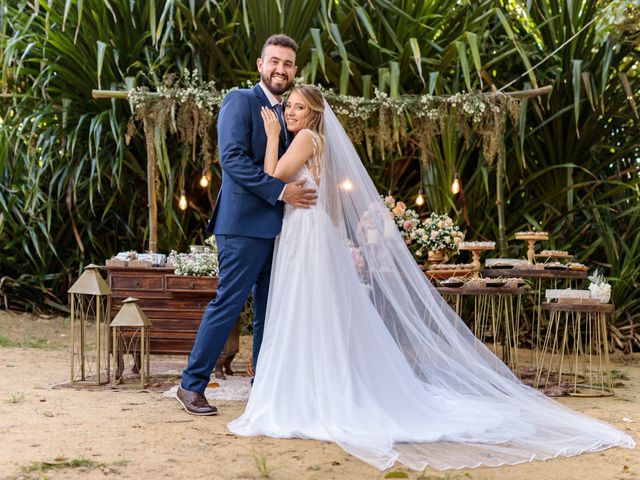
[0,0,638,352]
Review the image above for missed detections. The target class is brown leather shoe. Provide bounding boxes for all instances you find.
[175,385,218,416]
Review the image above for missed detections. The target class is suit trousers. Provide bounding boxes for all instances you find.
[181,234,275,393]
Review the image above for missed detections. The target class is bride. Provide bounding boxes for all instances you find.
[227,84,634,470]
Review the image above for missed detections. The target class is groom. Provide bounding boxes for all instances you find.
[177,34,316,415]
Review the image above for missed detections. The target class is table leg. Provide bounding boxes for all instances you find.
[531,278,543,367]
[490,295,500,355]
[537,307,614,397]
[600,312,614,392]
[556,311,570,391]
[571,310,614,396]
[502,293,520,374]
[536,309,562,389]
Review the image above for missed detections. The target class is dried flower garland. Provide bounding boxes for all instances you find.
[126,72,520,177]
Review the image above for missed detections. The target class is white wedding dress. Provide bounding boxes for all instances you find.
[228,111,634,471]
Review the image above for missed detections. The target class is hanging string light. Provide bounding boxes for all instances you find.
[199,130,211,188]
[451,172,461,195]
[178,191,188,210]
[340,179,354,191]
[199,173,209,188]
[388,151,394,198]
[177,142,188,210]
[416,154,426,207]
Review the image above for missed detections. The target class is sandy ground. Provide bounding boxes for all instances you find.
[0,310,638,480]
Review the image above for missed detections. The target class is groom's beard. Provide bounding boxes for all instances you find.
[261,71,293,96]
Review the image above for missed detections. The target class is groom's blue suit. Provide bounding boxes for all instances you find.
[182,85,292,393]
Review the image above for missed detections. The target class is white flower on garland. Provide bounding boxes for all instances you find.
[588,269,612,304]
[594,0,640,44]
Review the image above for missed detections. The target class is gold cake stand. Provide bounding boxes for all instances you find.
[459,242,496,276]
[515,232,549,265]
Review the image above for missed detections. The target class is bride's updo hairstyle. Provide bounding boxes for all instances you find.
[290,84,325,149]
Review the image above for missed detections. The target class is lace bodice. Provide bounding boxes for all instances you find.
[282,129,323,251]
[289,128,321,188]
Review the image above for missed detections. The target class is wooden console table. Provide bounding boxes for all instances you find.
[105,266,239,376]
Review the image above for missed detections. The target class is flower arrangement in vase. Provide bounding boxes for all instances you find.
[168,236,219,276]
[415,212,465,262]
[383,195,421,245]
[588,269,611,303]
[382,196,464,264]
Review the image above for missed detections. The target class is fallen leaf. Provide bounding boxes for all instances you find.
[384,472,409,479]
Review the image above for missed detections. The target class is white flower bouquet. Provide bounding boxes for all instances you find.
[415,212,465,257]
[588,269,611,303]
[168,236,219,277]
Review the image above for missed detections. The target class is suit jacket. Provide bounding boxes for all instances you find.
[207,85,292,238]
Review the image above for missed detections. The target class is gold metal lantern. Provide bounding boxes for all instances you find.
[110,297,151,388]
[68,264,112,384]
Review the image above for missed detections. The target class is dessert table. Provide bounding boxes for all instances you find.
[437,285,527,373]
[534,302,614,396]
[481,267,588,364]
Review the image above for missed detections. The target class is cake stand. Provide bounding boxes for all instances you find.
[514,232,549,265]
[459,241,496,275]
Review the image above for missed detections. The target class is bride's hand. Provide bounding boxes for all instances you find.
[261,107,281,140]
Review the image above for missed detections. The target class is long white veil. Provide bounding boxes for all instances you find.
[318,99,634,470]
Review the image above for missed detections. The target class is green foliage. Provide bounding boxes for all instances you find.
[0,336,20,347]
[18,456,127,478]
[21,457,100,473]
[252,452,271,478]
[0,335,57,348]
[384,471,409,478]
[5,392,25,403]
[0,0,638,348]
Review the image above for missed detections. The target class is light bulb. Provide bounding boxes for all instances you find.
[340,179,354,191]
[178,193,188,210]
[199,175,209,188]
[415,189,425,206]
[451,176,461,195]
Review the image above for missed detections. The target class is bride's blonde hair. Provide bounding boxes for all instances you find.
[290,84,325,153]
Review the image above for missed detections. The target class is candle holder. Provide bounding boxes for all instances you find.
[110,297,152,389]
[68,264,111,385]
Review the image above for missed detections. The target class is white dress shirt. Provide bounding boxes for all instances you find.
[258,82,288,201]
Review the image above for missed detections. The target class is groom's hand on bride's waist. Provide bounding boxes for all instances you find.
[281,179,317,208]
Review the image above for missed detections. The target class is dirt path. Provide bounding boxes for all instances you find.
[0,311,638,480]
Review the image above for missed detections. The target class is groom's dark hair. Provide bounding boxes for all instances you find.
[261,34,299,58]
